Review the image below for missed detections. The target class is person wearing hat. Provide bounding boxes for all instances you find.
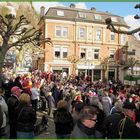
[22,79,32,96]
[7,86,23,138]
[102,101,140,139]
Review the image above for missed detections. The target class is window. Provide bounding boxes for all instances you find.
[111,17,117,22]
[87,27,93,40]
[109,50,115,58]
[94,14,101,20]
[56,26,61,37]
[110,32,115,41]
[121,34,125,44]
[79,12,86,18]
[62,48,68,58]
[96,30,101,41]
[57,10,64,16]
[54,47,60,58]
[93,49,99,59]
[54,46,68,59]
[55,26,68,38]
[79,28,85,39]
[63,27,68,37]
[80,48,86,59]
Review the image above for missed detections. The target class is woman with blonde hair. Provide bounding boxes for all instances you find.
[15,93,36,138]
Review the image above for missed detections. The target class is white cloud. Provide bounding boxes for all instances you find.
[75,2,87,9]
[32,2,64,14]
[124,15,140,40]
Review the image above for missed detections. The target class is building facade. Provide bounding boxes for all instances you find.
[38,4,130,81]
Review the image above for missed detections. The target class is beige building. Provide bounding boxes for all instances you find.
[122,36,140,78]
[38,4,131,81]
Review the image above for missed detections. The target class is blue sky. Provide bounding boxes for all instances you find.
[62,2,138,17]
[32,2,139,17]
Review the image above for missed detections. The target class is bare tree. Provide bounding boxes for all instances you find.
[124,57,140,75]
[105,3,140,35]
[0,14,36,71]
[0,14,52,73]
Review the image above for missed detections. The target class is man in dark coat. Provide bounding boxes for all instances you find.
[7,86,22,138]
[102,101,140,139]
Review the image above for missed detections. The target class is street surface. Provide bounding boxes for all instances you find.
[35,111,56,139]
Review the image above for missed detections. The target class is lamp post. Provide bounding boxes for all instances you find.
[86,59,90,76]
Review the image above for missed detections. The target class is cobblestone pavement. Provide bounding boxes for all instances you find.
[35,111,56,139]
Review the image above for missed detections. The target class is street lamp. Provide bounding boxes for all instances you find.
[86,59,90,76]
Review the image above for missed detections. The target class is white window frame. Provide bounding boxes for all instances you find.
[57,10,64,16]
[110,32,115,41]
[93,49,100,59]
[62,47,68,59]
[121,34,126,44]
[95,30,101,41]
[55,26,68,38]
[79,12,86,18]
[79,28,85,39]
[54,45,68,59]
[54,47,61,59]
[94,14,101,20]
[80,48,86,59]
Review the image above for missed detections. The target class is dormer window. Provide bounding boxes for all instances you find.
[94,14,101,20]
[111,17,117,22]
[57,10,64,16]
[79,12,86,18]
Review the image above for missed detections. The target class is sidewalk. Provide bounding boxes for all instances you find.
[35,110,56,138]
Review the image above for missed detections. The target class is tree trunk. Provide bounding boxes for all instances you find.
[0,52,5,73]
[0,45,9,73]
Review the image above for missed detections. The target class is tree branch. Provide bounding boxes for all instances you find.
[8,29,38,48]
[105,18,140,35]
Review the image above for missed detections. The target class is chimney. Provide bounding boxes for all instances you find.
[70,3,75,8]
[91,7,96,12]
[40,6,45,18]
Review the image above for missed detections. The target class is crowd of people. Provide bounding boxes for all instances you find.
[0,69,140,139]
